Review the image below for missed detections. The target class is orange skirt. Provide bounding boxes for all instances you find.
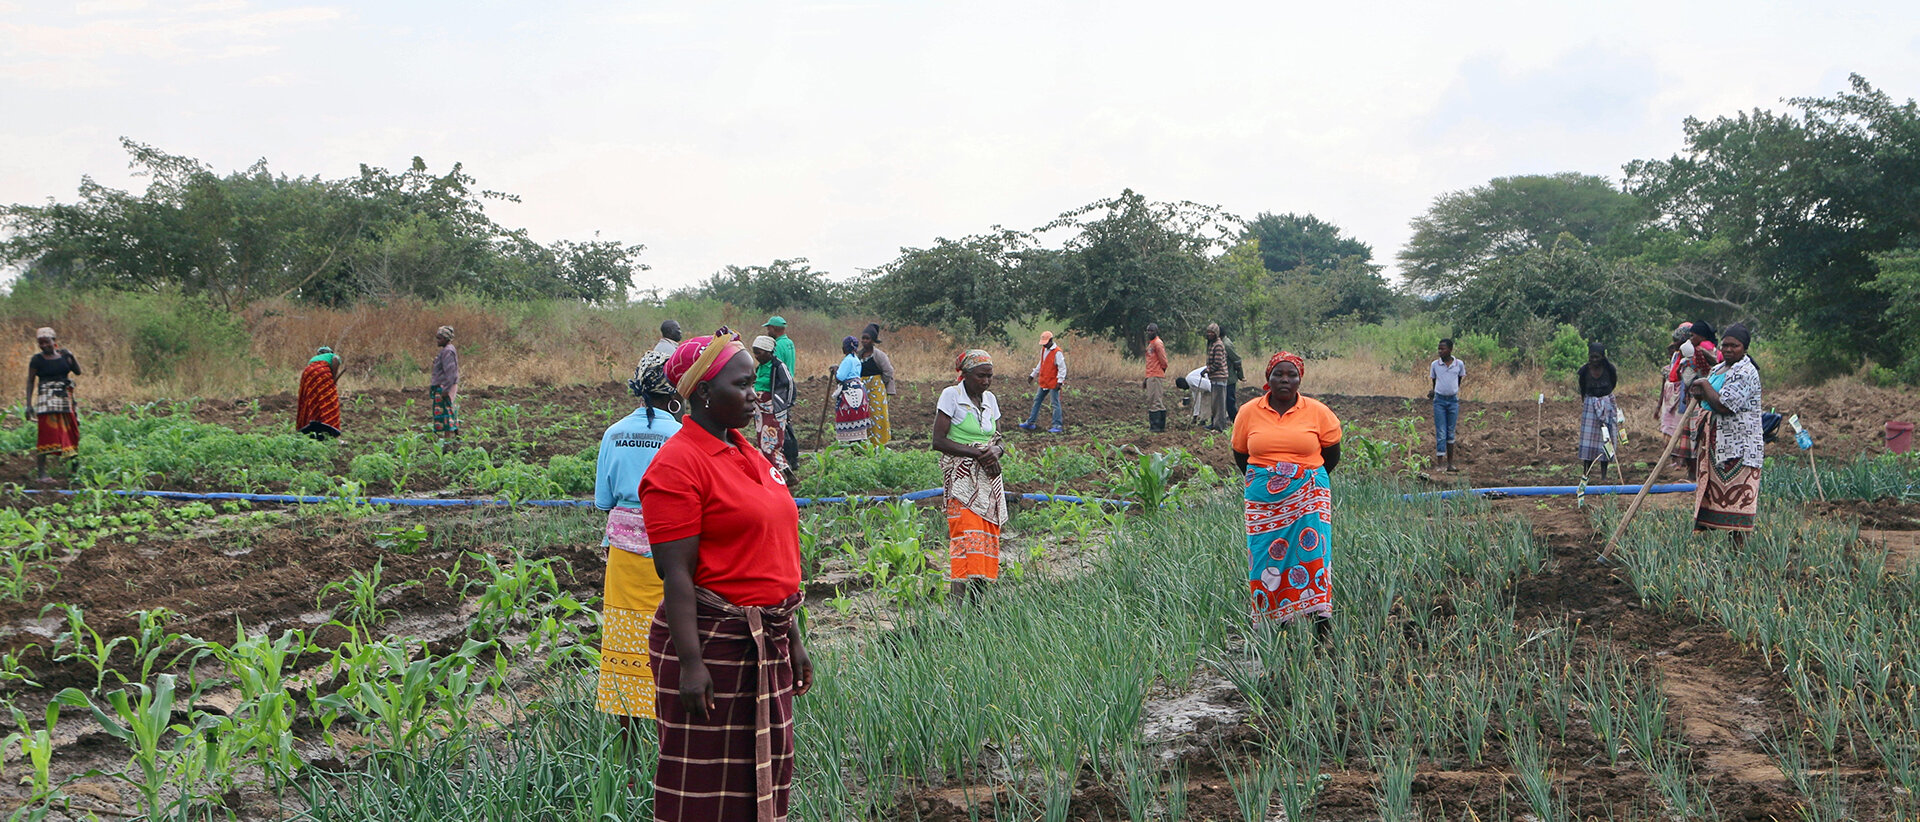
[947,499,1002,581]
[295,362,342,436]
[36,413,79,456]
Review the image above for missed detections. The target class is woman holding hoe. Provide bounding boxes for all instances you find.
[1687,323,1762,543]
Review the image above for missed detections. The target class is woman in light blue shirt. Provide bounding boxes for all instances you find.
[831,335,871,445]
[594,351,683,722]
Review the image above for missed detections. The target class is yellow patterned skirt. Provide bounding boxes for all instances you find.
[596,543,665,718]
[865,375,891,446]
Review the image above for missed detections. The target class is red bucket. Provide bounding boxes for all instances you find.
[1889,421,1915,454]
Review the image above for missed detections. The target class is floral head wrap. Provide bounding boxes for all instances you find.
[1265,350,1305,380]
[956,349,992,374]
[435,325,454,340]
[34,327,56,341]
[665,328,746,399]
[629,350,675,398]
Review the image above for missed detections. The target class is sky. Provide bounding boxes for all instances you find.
[2,0,1918,293]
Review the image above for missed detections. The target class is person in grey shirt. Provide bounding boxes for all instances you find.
[652,320,683,360]
[1427,338,1464,471]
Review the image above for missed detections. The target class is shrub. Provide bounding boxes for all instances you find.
[289,471,332,496]
[544,455,594,497]
[1543,324,1589,376]
[349,453,400,486]
[1452,332,1515,371]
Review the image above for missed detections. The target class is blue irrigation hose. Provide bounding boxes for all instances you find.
[1400,483,1697,501]
[17,486,1135,509]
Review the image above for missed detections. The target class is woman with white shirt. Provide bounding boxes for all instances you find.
[932,350,1007,598]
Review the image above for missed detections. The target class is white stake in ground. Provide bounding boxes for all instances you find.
[1790,414,1824,501]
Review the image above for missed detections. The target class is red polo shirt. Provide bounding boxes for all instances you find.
[639,422,802,607]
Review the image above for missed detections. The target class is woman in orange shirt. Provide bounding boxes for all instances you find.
[1231,351,1342,636]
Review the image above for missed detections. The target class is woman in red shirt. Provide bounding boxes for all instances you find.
[642,330,811,822]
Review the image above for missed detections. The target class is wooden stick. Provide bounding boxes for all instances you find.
[813,376,835,449]
[1599,398,1693,563]
[1809,451,1826,501]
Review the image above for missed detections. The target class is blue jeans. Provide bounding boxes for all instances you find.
[1432,394,1459,455]
[1025,388,1064,428]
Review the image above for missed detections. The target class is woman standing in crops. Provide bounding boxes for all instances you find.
[295,347,343,439]
[593,350,683,723]
[24,327,82,482]
[643,330,810,822]
[1687,323,1762,543]
[858,323,897,447]
[428,326,460,438]
[933,350,1007,597]
[1231,351,1342,637]
[1576,342,1619,478]
[751,336,797,486]
[831,335,871,445]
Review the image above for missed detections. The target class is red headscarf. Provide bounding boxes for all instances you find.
[665,330,746,399]
[1265,350,1305,380]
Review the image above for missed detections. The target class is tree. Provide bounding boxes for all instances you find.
[1038,190,1241,356]
[1445,234,1661,355]
[1245,212,1372,272]
[865,230,1043,341]
[1625,74,1920,364]
[1400,172,1647,294]
[682,258,846,314]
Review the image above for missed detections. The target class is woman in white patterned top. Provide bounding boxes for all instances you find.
[1686,323,1762,543]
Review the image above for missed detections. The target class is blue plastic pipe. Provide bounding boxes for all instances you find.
[1401,483,1697,501]
[17,486,1135,509]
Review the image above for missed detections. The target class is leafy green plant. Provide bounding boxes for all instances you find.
[316,559,418,630]
[374,523,430,554]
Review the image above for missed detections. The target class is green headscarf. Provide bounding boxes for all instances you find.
[309,347,339,367]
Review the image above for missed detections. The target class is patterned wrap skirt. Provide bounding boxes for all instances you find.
[1245,461,1333,623]
[1578,395,1619,461]
[296,361,342,437]
[33,381,78,456]
[651,589,802,822]
[596,507,663,718]
[1658,379,1685,437]
[429,384,458,434]
[756,394,790,473]
[832,382,870,445]
[1692,412,1761,532]
[941,450,1007,581]
[864,376,891,446]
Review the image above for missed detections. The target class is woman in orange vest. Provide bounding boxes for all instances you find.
[1018,331,1066,433]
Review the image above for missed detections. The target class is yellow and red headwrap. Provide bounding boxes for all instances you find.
[1266,350,1305,379]
[665,329,747,399]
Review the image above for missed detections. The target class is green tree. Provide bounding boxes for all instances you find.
[1401,172,1647,294]
[1446,234,1660,356]
[682,258,846,314]
[865,231,1043,341]
[1245,211,1372,272]
[1039,190,1241,356]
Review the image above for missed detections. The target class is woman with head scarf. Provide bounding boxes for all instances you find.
[1686,323,1763,543]
[429,326,460,438]
[1231,351,1343,636]
[1576,341,1620,478]
[858,323,897,447]
[1671,320,1724,473]
[24,327,82,482]
[296,347,343,439]
[751,335,797,485]
[641,329,810,822]
[934,350,1007,598]
[1656,323,1693,437]
[593,350,684,724]
[831,335,871,445]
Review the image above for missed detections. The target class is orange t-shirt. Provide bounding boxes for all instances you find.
[1144,338,1168,378]
[1231,394,1343,469]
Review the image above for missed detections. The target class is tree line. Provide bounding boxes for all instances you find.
[6,75,1916,378]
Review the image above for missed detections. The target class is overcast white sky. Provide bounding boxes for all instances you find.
[3,0,1917,292]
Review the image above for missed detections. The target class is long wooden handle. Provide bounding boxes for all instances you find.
[813,378,835,449]
[1599,398,1692,562]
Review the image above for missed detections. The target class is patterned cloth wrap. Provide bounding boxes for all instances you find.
[1578,394,1619,462]
[941,447,1007,581]
[33,379,75,415]
[1244,461,1332,623]
[596,506,659,718]
[429,384,458,434]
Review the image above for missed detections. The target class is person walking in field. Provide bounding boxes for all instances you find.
[24,327,82,482]
[764,316,799,466]
[858,323,897,447]
[429,326,460,438]
[1143,323,1169,432]
[594,350,682,723]
[752,335,797,485]
[295,347,343,439]
[1177,366,1214,426]
[934,350,1007,598]
[1204,324,1229,431]
[831,336,872,445]
[1019,331,1066,433]
[1576,342,1620,478]
[1233,351,1342,637]
[1428,338,1463,472]
[1687,323,1762,544]
[643,329,810,822]
[652,320,683,360]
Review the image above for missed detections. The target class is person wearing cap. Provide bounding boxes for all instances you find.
[763,316,798,465]
[652,320,684,360]
[857,323,897,447]
[24,327,82,482]
[295,346,343,439]
[642,329,809,822]
[751,335,797,485]
[1018,331,1067,433]
[1143,324,1168,432]
[429,326,460,438]
[831,336,872,445]
[594,350,683,724]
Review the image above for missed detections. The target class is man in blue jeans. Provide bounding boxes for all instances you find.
[1019,331,1067,432]
[1428,338,1463,472]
